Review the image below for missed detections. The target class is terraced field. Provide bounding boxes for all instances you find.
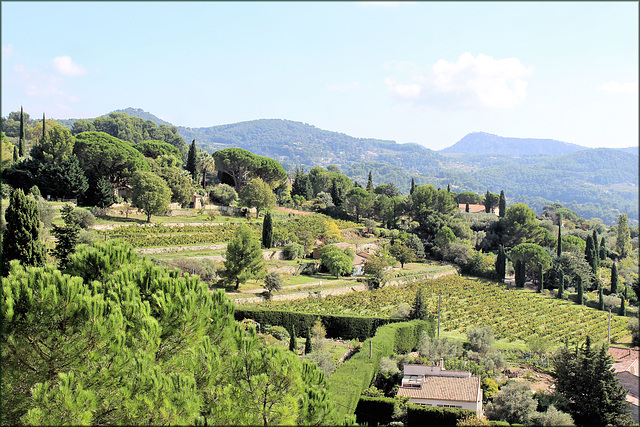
[250,275,630,345]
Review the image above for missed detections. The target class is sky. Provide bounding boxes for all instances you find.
[2,1,638,150]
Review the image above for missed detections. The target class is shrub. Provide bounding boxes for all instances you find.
[304,350,335,377]
[209,183,238,206]
[282,242,305,260]
[1,183,12,199]
[407,404,475,427]
[355,396,396,426]
[263,272,283,294]
[72,208,96,229]
[265,325,290,342]
[390,302,412,318]
[90,206,108,218]
[36,197,55,228]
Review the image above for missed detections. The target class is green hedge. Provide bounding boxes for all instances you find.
[234,308,406,340]
[406,404,476,427]
[328,319,435,421]
[355,396,396,426]
[488,421,511,426]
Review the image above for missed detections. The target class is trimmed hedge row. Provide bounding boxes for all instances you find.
[328,319,435,421]
[234,308,406,341]
[406,404,476,427]
[355,396,396,426]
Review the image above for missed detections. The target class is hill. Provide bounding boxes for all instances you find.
[440,132,587,156]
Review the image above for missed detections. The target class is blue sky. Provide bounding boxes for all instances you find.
[2,1,637,150]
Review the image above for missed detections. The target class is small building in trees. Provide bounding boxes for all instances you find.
[608,346,639,424]
[458,204,494,214]
[396,362,483,418]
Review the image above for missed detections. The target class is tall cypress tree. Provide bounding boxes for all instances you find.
[366,171,373,192]
[557,213,563,257]
[289,325,297,352]
[51,204,81,269]
[410,178,415,195]
[538,264,544,292]
[18,106,25,157]
[484,190,491,213]
[585,235,595,272]
[611,263,619,294]
[616,213,632,259]
[447,183,450,192]
[42,112,46,141]
[262,211,273,249]
[186,139,197,180]
[515,259,525,288]
[411,286,427,320]
[558,272,565,299]
[2,188,46,273]
[599,237,607,261]
[13,146,18,163]
[577,276,584,305]
[304,328,312,354]
[592,230,599,273]
[495,245,506,283]
[498,190,506,218]
[619,286,626,316]
[465,202,470,213]
[598,279,604,310]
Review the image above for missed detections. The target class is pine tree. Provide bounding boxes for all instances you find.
[611,262,619,294]
[262,211,273,249]
[305,178,313,200]
[410,178,415,195]
[366,171,373,192]
[556,213,562,257]
[186,139,198,180]
[495,245,506,283]
[498,190,506,217]
[558,272,565,299]
[289,325,297,352]
[304,328,312,354]
[18,106,25,157]
[577,276,584,305]
[619,286,626,316]
[2,188,46,273]
[223,225,265,290]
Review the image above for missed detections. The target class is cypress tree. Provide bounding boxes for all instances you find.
[599,237,607,261]
[447,183,450,192]
[557,213,563,257]
[577,276,584,305]
[498,190,506,217]
[598,279,604,310]
[558,272,565,299]
[592,230,599,273]
[262,211,273,249]
[51,204,82,269]
[186,139,197,180]
[2,188,46,273]
[411,286,427,319]
[515,259,525,288]
[538,264,544,293]
[18,106,25,157]
[465,202,470,213]
[484,190,491,213]
[366,171,373,192]
[616,213,632,259]
[585,235,595,272]
[495,245,506,283]
[13,146,18,162]
[42,112,46,141]
[410,178,415,195]
[289,325,297,352]
[304,328,312,354]
[619,286,626,316]
[611,263,619,294]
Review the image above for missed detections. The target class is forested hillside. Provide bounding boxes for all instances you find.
[49,108,638,224]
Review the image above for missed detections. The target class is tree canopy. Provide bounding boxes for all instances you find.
[214,147,287,192]
[131,171,171,222]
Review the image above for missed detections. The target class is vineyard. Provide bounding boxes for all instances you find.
[250,275,630,345]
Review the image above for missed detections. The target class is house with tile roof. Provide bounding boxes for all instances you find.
[607,346,639,424]
[396,361,483,418]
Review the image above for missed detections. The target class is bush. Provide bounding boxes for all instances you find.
[355,396,396,426]
[304,350,335,377]
[36,197,55,228]
[390,302,412,318]
[282,242,305,260]
[265,325,290,342]
[1,183,12,199]
[209,184,238,206]
[90,206,108,218]
[72,208,96,229]
[263,272,283,294]
[406,404,475,427]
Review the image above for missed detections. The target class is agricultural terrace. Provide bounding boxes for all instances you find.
[249,275,630,346]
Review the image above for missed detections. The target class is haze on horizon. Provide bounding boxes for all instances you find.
[1,1,638,150]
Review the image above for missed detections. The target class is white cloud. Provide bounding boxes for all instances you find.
[51,55,86,76]
[2,44,14,58]
[598,80,638,95]
[385,52,533,109]
[14,64,80,104]
[326,81,362,92]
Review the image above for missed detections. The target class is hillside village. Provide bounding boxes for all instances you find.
[2,109,639,426]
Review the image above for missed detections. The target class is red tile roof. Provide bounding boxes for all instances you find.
[397,375,481,402]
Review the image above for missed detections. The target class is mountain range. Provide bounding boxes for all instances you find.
[63,108,639,224]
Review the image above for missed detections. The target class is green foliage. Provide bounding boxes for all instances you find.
[282,242,305,260]
[411,286,428,320]
[495,245,506,282]
[51,204,82,269]
[616,213,632,259]
[508,243,551,279]
[222,224,265,290]
[407,404,476,427]
[186,139,197,179]
[501,203,544,248]
[553,337,632,426]
[417,332,462,362]
[262,210,273,248]
[389,241,415,268]
[485,382,537,424]
[355,396,396,426]
[209,183,238,206]
[30,124,75,164]
[435,226,457,250]
[263,271,283,295]
[154,166,192,206]
[131,171,171,222]
[134,139,181,160]
[2,189,46,273]
[320,244,353,278]
[214,147,287,192]
[238,177,276,218]
[344,186,374,221]
[611,262,619,294]
[79,171,116,208]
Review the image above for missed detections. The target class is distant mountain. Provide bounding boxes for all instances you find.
[615,146,638,156]
[112,108,174,127]
[440,132,586,156]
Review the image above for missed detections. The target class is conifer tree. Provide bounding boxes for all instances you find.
[305,328,312,354]
[611,262,618,294]
[305,177,313,200]
[599,237,607,260]
[42,112,46,140]
[515,259,526,288]
[186,139,197,180]
[616,213,632,259]
[18,106,25,157]
[538,264,544,292]
[447,183,450,192]
[410,177,415,195]
[598,279,604,310]
[223,225,265,290]
[366,171,373,192]
[556,213,562,257]
[585,235,594,269]
[262,211,273,249]
[411,286,428,320]
[619,286,626,316]
[558,272,565,299]
[289,325,297,352]
[2,188,46,274]
[465,202,470,213]
[51,204,81,269]
[498,190,506,217]
[592,230,599,273]
[485,190,491,213]
[495,245,506,282]
[577,276,584,305]
[13,146,18,162]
